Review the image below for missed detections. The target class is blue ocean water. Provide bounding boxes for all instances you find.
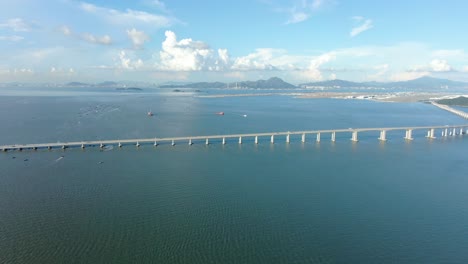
[1,90,468,263]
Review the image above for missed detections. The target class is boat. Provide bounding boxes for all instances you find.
[147,110,153,116]
[216,112,224,115]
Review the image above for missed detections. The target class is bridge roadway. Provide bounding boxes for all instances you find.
[1,124,468,151]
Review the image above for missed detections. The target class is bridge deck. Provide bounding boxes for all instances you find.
[1,124,467,151]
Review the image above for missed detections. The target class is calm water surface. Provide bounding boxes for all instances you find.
[1,91,468,263]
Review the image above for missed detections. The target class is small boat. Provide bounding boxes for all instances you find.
[147,110,154,116]
[216,112,224,115]
[242,114,247,117]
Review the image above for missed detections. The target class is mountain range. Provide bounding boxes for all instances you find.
[62,76,468,90]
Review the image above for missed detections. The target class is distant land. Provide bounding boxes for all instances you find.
[436,96,468,107]
[10,76,465,91]
[115,87,143,91]
[159,77,296,89]
[301,76,468,90]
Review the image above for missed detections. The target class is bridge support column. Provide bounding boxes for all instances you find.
[239,136,242,144]
[426,129,435,139]
[404,129,413,140]
[453,128,457,136]
[62,145,66,149]
[379,130,387,141]
[286,134,290,143]
[189,139,192,145]
[118,142,122,148]
[154,140,158,146]
[444,128,448,137]
[171,140,175,146]
[32,147,37,150]
[460,128,463,135]
[270,135,274,144]
[48,146,51,150]
[351,131,358,142]
[331,132,336,142]
[100,143,104,148]
[255,136,258,144]
[206,138,209,145]
[136,142,140,147]
[301,133,305,143]
[81,144,85,149]
[222,137,226,145]
[316,133,321,142]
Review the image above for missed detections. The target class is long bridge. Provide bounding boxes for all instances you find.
[1,124,468,152]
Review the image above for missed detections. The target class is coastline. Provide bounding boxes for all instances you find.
[196,91,463,103]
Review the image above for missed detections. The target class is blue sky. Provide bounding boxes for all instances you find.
[1,0,467,84]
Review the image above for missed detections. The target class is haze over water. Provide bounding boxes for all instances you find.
[1,89,468,263]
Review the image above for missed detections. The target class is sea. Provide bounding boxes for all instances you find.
[1,87,468,263]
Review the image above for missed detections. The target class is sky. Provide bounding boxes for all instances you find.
[1,0,468,84]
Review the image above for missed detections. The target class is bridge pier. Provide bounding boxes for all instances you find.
[444,128,448,137]
[460,128,463,135]
[301,133,305,143]
[154,140,158,146]
[171,140,175,146]
[136,142,140,147]
[100,143,104,148]
[379,130,387,141]
[351,131,358,142]
[270,135,274,144]
[118,142,122,148]
[239,136,242,144]
[62,145,66,149]
[81,144,85,149]
[331,131,336,142]
[188,138,192,145]
[316,133,321,142]
[222,137,226,145]
[453,128,457,136]
[286,134,290,143]
[48,146,51,150]
[426,128,436,139]
[206,138,209,145]
[255,136,258,144]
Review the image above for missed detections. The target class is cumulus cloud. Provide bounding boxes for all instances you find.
[158,31,229,71]
[0,18,30,32]
[82,33,112,45]
[0,35,24,41]
[430,59,452,72]
[350,17,373,37]
[80,2,173,28]
[127,28,150,49]
[118,50,143,69]
[232,48,304,71]
[300,52,336,80]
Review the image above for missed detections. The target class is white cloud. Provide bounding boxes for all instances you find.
[82,33,112,45]
[158,31,229,71]
[0,35,24,41]
[0,18,30,32]
[462,66,468,73]
[232,48,305,71]
[126,28,150,49]
[270,0,330,24]
[80,2,173,28]
[329,73,337,80]
[390,71,429,81]
[118,50,143,70]
[430,59,452,72]
[299,52,336,80]
[350,17,373,37]
[286,12,309,24]
[60,25,72,36]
